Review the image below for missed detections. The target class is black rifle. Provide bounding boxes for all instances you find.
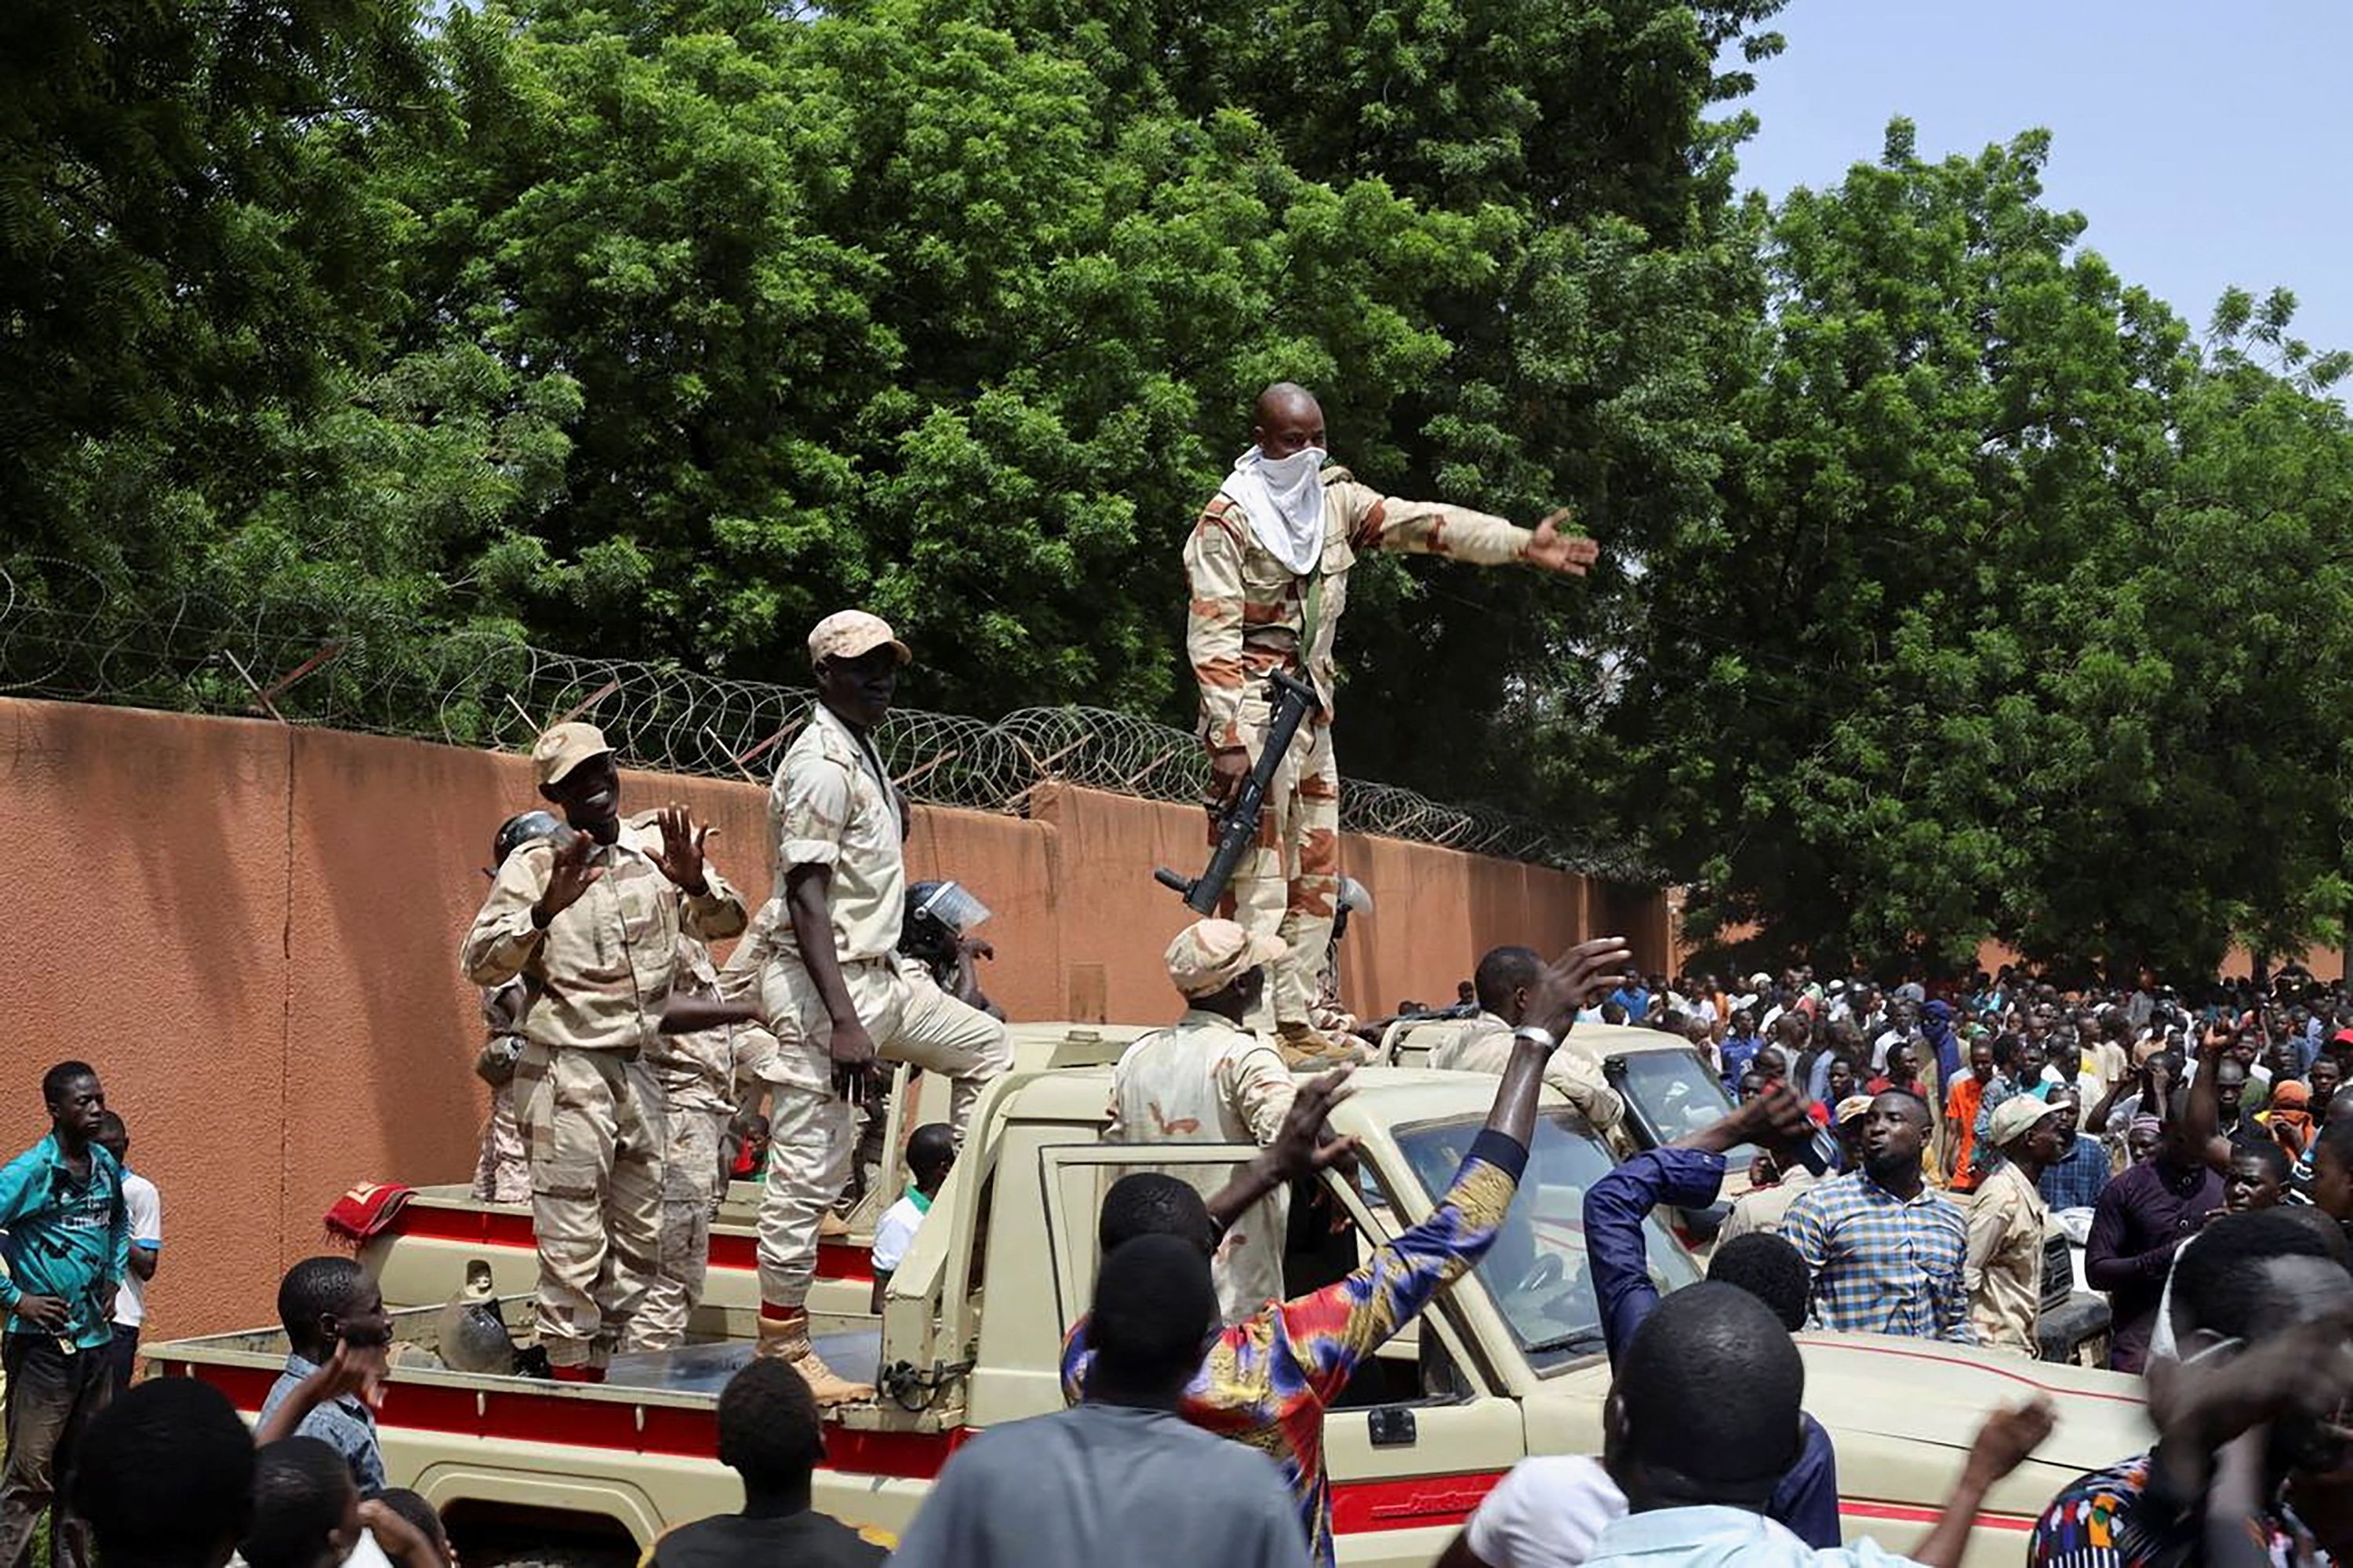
[1155,669,1322,915]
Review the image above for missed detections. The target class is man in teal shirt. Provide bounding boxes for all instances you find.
[0,1061,128,1568]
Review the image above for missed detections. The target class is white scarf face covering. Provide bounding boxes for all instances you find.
[1220,445,1329,576]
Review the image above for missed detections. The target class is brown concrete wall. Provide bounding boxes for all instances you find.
[0,697,1649,1337]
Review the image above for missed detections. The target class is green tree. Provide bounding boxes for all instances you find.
[2,0,431,578]
[1634,122,2353,978]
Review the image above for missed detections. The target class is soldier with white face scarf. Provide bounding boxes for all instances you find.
[1182,381,1600,1063]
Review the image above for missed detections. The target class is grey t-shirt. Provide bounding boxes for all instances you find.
[887,1402,1310,1568]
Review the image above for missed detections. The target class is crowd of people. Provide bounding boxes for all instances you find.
[13,378,2353,1568]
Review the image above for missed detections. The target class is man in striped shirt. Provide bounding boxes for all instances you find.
[1780,1089,1976,1344]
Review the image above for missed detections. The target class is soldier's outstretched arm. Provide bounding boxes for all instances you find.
[1341,481,1597,575]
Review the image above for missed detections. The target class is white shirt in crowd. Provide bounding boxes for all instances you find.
[114,1168,162,1330]
[1464,1456,1627,1568]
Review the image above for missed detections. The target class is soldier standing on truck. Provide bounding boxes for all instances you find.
[460,723,747,1383]
[1185,384,1599,1064]
[753,611,1012,1403]
[630,934,773,1353]
[471,811,561,1206]
[1106,919,1299,1323]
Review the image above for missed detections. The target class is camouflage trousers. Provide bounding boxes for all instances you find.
[627,1102,731,1352]
[753,951,1010,1313]
[1224,705,1341,1031]
[514,1043,664,1371]
[471,1082,531,1206]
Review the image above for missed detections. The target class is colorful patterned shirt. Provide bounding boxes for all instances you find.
[2029,1453,2329,1567]
[1184,471,1532,748]
[1781,1170,1975,1344]
[1062,1129,1526,1568]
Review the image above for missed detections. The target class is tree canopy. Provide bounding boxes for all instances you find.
[6,0,2349,977]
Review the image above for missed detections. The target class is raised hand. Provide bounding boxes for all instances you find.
[1261,1065,1361,1185]
[1522,937,1635,1039]
[651,803,714,894]
[533,831,604,925]
[1523,509,1601,577]
[1740,1082,1819,1156]
[317,1336,391,1413]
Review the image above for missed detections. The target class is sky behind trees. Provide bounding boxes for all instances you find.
[1735,0,2352,376]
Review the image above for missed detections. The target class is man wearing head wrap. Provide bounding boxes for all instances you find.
[1918,1000,1962,1091]
[1184,382,1598,1064]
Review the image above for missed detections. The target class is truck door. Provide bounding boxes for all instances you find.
[1035,1144,1529,1568]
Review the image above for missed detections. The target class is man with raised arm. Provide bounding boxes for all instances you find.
[1184,383,1599,1062]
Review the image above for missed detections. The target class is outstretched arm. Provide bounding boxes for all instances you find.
[1342,481,1597,576]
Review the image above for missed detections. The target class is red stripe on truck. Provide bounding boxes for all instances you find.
[153,1360,2038,1540]
[384,1204,874,1283]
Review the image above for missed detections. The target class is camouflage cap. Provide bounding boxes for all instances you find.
[1165,919,1287,999]
[809,609,912,668]
[1834,1094,1876,1126]
[532,721,613,788]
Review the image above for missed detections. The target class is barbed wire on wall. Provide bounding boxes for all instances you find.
[0,558,1653,881]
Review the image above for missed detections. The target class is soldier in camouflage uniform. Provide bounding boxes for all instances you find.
[1105,919,1298,1322]
[461,722,747,1381]
[1184,382,1599,1064]
[627,934,775,1352]
[753,611,1012,1404]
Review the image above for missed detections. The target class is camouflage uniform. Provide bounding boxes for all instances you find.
[1425,1012,1627,1133]
[1185,471,1534,1051]
[754,699,1011,1397]
[627,936,773,1352]
[461,807,747,1375]
[1106,920,1298,1322]
[1107,1013,1297,1322]
[470,978,533,1206]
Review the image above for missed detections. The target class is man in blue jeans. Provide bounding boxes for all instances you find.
[0,1061,129,1568]
[1580,1084,1844,1547]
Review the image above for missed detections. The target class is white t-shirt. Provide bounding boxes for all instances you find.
[871,1192,929,1274]
[1464,1456,1628,1568]
[115,1170,162,1329]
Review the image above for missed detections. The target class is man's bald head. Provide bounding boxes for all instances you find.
[1252,383,1326,458]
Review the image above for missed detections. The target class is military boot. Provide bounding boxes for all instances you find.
[1277,1020,1367,1070]
[756,1307,875,1406]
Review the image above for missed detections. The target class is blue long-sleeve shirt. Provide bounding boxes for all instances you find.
[0,1135,128,1350]
[1583,1146,1844,1549]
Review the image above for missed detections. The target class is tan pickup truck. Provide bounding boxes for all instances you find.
[151,1050,2151,1568]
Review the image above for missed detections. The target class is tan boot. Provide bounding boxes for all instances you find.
[1277,1021,1366,1070]
[756,1308,875,1406]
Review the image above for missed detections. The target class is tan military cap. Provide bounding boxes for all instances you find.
[1835,1094,1877,1126]
[808,610,911,668]
[1165,919,1287,999]
[533,721,613,788]
[1989,1093,2059,1148]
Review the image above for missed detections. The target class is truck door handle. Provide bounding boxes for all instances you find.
[1368,1407,1417,1447]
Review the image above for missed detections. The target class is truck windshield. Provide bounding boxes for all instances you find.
[1391,1111,1703,1374]
[1609,1050,1755,1173]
